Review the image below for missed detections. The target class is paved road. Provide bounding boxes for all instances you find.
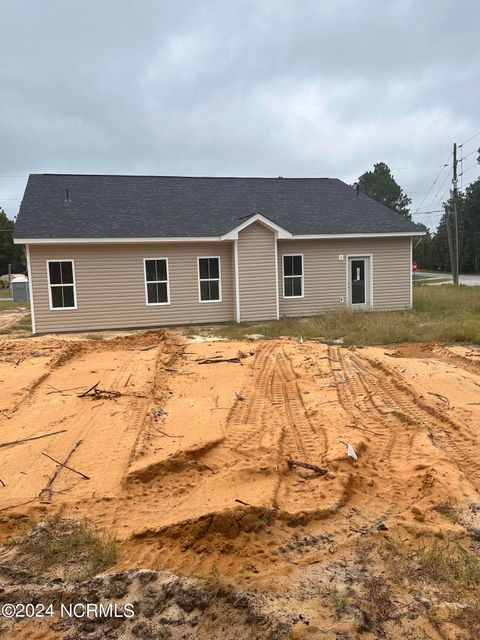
[416,271,480,286]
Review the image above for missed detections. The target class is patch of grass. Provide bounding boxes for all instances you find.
[0,288,11,299]
[0,312,32,335]
[9,515,118,580]
[419,539,480,591]
[252,509,275,532]
[0,300,29,310]
[432,500,462,524]
[210,286,480,346]
[327,586,349,617]
[85,333,105,341]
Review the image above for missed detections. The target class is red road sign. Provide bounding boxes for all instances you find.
[412,261,417,272]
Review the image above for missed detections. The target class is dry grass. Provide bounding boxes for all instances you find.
[361,576,395,633]
[452,603,480,640]
[0,298,29,309]
[0,312,32,335]
[418,539,480,591]
[432,500,462,524]
[210,285,480,346]
[5,515,118,580]
[326,586,349,617]
[380,535,480,594]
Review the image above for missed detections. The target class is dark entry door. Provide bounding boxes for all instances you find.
[348,257,370,309]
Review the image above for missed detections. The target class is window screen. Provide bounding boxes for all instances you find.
[48,261,76,309]
[145,259,169,304]
[198,257,221,301]
[283,255,303,297]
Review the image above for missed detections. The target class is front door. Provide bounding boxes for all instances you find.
[347,257,371,310]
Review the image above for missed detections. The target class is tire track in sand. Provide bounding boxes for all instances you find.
[330,346,480,495]
[119,342,334,536]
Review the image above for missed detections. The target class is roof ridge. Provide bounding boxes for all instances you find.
[33,174,334,180]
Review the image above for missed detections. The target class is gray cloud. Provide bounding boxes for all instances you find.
[1,0,479,229]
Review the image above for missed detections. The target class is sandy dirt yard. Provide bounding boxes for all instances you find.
[0,330,479,639]
[0,307,28,331]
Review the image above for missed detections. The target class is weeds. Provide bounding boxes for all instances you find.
[85,333,105,341]
[253,509,275,532]
[418,539,480,591]
[208,285,480,345]
[7,515,118,580]
[361,576,395,632]
[327,586,349,617]
[0,300,29,311]
[432,500,461,524]
[0,312,31,335]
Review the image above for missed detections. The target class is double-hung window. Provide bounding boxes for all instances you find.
[144,258,170,305]
[47,260,77,309]
[198,257,221,302]
[283,255,303,298]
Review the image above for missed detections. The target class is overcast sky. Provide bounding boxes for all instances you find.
[1,0,479,230]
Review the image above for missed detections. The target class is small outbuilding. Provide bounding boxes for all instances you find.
[10,275,29,302]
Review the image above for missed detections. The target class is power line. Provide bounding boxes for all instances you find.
[413,152,452,214]
[412,214,443,216]
[459,163,479,177]
[458,148,478,161]
[460,130,480,146]
[432,170,451,202]
[415,205,444,212]
[439,184,451,203]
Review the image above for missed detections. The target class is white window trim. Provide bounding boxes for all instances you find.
[143,258,171,306]
[345,254,374,309]
[46,259,77,311]
[282,254,304,299]
[197,256,222,303]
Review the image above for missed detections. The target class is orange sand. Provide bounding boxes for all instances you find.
[1,331,480,638]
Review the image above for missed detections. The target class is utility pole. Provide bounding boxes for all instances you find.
[451,143,460,285]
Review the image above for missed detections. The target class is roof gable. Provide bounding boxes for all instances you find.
[220,213,292,239]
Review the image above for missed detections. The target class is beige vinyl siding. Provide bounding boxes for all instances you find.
[29,242,235,333]
[278,237,411,316]
[237,222,277,322]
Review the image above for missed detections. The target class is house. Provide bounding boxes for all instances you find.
[14,174,425,334]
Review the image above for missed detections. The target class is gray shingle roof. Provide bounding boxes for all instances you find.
[14,174,423,239]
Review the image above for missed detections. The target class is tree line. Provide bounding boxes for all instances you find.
[355,162,480,273]
[0,208,25,275]
[413,180,480,272]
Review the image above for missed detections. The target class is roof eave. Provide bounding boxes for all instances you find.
[14,230,426,245]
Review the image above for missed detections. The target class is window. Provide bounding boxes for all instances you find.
[283,255,303,298]
[47,260,77,309]
[144,258,170,305]
[198,257,221,302]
